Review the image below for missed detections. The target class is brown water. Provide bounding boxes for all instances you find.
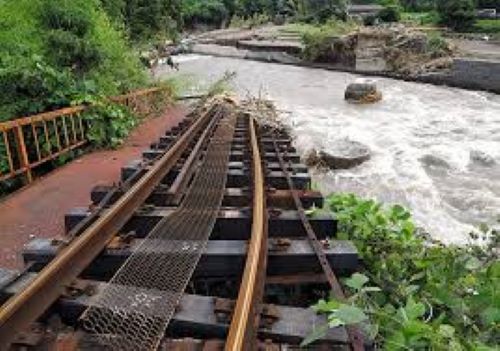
[163,54,500,244]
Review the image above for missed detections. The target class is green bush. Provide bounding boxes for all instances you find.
[437,0,476,31]
[378,5,402,22]
[0,0,146,121]
[363,14,379,26]
[401,11,441,25]
[40,1,93,36]
[183,0,229,27]
[427,33,450,55]
[300,20,358,62]
[303,193,499,349]
[472,19,500,34]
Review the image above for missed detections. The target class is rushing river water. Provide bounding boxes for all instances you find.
[164,54,500,244]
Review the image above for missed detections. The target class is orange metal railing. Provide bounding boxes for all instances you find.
[0,87,170,185]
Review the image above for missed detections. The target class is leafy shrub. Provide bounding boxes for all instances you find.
[477,0,500,10]
[426,33,451,56]
[183,0,229,27]
[300,20,358,62]
[123,0,182,42]
[437,0,476,31]
[401,11,441,25]
[0,0,146,121]
[229,12,271,28]
[378,5,402,22]
[229,14,246,27]
[84,103,138,148]
[0,56,78,120]
[40,1,93,36]
[46,30,103,72]
[363,14,379,26]
[399,0,436,11]
[100,0,125,22]
[472,19,500,34]
[303,193,499,349]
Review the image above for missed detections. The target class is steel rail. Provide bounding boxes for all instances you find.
[225,116,268,351]
[271,138,366,351]
[0,107,215,350]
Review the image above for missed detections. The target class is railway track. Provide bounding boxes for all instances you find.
[0,97,365,350]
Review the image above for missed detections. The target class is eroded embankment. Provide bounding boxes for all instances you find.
[186,26,500,94]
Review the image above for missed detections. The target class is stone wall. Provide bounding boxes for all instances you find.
[448,58,500,93]
[421,58,500,93]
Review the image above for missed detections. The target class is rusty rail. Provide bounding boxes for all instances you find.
[225,116,268,351]
[0,106,212,349]
[0,87,171,185]
[271,138,366,351]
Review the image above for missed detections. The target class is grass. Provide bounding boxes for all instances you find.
[401,11,441,26]
[472,19,500,34]
[281,20,359,37]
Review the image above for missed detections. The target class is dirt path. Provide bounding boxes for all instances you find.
[0,105,186,269]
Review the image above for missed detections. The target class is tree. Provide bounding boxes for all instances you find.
[437,0,475,31]
[476,0,500,9]
[100,0,125,21]
[123,0,183,41]
[183,0,229,27]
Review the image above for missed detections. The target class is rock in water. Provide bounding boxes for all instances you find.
[345,82,382,104]
[470,150,496,167]
[305,140,371,170]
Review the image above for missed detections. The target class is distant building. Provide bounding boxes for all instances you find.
[348,4,384,17]
[476,8,497,19]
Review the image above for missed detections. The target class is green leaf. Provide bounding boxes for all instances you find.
[403,284,420,295]
[481,307,500,324]
[327,316,344,328]
[305,204,318,217]
[313,299,341,313]
[345,273,369,291]
[335,304,368,325]
[465,256,482,271]
[438,324,455,338]
[300,323,329,347]
[362,286,382,293]
[404,297,426,320]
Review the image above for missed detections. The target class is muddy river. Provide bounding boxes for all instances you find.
[164,54,500,244]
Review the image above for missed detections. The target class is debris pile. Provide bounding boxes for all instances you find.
[354,25,456,75]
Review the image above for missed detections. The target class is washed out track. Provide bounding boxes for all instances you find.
[0,98,366,351]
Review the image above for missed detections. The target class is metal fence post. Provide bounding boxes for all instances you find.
[15,125,32,184]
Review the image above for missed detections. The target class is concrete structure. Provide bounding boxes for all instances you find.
[446,58,500,92]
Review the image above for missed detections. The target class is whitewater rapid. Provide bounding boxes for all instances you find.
[165,54,500,244]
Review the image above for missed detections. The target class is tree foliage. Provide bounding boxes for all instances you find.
[476,0,500,9]
[0,0,145,121]
[183,0,229,28]
[437,0,476,30]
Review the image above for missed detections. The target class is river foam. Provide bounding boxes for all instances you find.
[166,54,500,244]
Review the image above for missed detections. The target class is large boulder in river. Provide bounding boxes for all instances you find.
[345,82,382,104]
[305,140,371,170]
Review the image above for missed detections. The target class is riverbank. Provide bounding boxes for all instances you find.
[186,25,500,94]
